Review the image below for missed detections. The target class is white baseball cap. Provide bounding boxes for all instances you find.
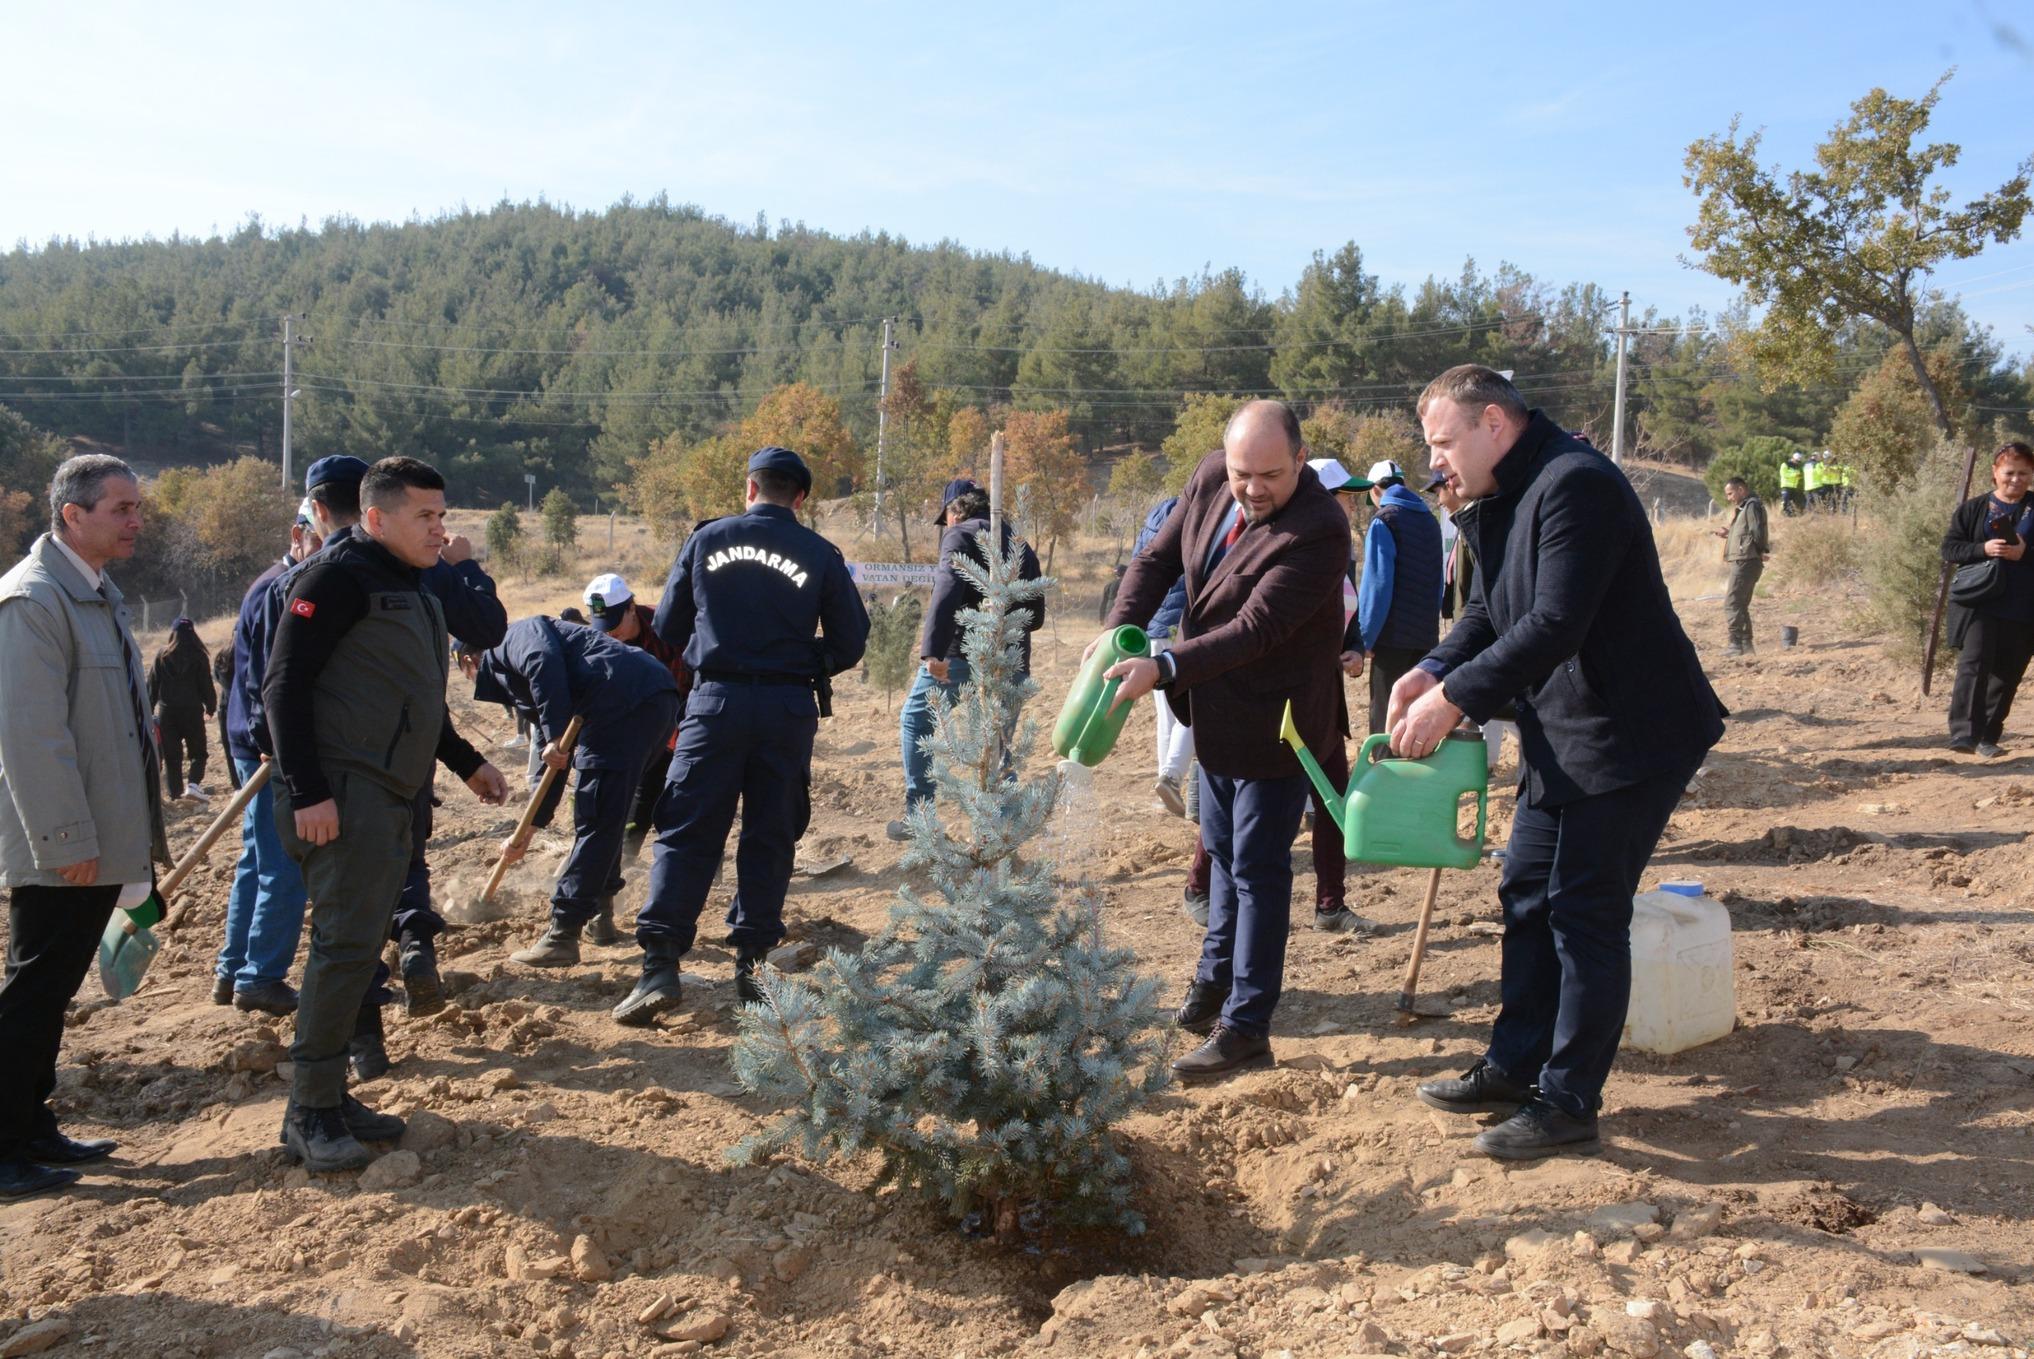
[1309,458,1375,493]
[583,572,633,631]
[1366,460,1406,487]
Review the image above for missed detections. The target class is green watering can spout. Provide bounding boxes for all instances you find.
[1278,700,1348,829]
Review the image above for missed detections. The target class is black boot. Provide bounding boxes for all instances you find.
[511,917,583,968]
[280,1102,374,1173]
[734,949,766,1006]
[612,939,683,1027]
[348,1005,391,1082]
[1172,1024,1273,1078]
[233,979,299,1016]
[399,932,444,1017]
[1417,1058,1536,1116]
[1174,978,1230,1035]
[584,897,621,947]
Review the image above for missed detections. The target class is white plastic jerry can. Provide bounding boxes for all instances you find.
[1623,880,1736,1055]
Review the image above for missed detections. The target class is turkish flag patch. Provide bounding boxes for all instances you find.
[290,598,317,618]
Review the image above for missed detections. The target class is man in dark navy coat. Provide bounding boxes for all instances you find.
[615,447,868,1025]
[477,616,680,968]
[1389,366,1724,1160]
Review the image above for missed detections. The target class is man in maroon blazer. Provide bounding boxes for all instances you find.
[1099,400,1352,1075]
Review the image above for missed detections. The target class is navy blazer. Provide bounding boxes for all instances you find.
[1426,413,1724,806]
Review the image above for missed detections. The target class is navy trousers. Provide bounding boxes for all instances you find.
[1196,767,1311,1038]
[1485,763,1696,1116]
[639,681,816,957]
[390,784,443,944]
[542,693,679,925]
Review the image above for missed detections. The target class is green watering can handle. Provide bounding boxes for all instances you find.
[1359,732,1393,766]
[1093,674,1123,724]
[1466,785,1488,852]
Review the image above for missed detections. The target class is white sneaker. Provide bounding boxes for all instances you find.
[186,782,210,799]
[503,735,528,750]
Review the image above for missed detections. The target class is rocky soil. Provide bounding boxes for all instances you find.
[0,515,2029,1359]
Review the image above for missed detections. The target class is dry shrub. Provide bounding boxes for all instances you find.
[1651,518,1730,603]
[1862,443,1967,669]
[1770,514,1862,594]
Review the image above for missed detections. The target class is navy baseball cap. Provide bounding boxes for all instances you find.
[748,446,812,494]
[304,455,370,494]
[936,478,982,524]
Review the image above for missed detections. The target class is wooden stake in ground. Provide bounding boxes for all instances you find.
[1396,866,1445,1019]
[474,714,584,910]
[1921,443,1981,695]
[161,762,274,932]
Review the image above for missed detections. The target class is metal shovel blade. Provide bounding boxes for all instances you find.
[98,915,160,1000]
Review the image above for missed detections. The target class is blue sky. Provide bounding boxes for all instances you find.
[5,0,2030,355]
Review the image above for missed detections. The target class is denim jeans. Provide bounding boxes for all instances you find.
[900,658,970,810]
[218,754,308,990]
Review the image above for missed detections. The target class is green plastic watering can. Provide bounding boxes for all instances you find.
[1053,625,1150,767]
[1278,701,1488,869]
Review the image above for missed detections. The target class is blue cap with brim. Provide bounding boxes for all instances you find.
[747,446,812,494]
[936,478,982,524]
[304,455,370,494]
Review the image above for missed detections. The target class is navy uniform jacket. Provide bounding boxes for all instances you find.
[918,517,1045,671]
[470,616,677,769]
[653,503,869,681]
[1424,412,1725,806]
[233,525,508,758]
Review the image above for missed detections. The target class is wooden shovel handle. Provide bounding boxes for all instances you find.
[1397,866,1444,1013]
[478,715,584,906]
[161,762,274,932]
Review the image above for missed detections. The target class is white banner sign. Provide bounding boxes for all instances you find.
[848,562,938,588]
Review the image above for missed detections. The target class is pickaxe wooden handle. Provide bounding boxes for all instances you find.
[477,715,584,907]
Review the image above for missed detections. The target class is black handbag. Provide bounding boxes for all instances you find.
[1950,558,2010,609]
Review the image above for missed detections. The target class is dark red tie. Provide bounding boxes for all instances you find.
[1223,514,1244,549]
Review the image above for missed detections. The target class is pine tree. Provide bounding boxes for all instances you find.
[729,533,1170,1239]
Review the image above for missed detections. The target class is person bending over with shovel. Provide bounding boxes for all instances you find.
[476,615,679,963]
[263,457,509,1173]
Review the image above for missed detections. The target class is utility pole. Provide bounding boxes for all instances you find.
[1609,291,1631,468]
[872,317,897,530]
[280,313,296,494]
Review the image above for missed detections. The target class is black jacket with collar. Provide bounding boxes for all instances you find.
[1425,412,1724,806]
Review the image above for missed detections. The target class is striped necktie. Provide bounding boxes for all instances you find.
[100,585,161,800]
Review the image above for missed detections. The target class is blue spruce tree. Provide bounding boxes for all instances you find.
[729,530,1170,1239]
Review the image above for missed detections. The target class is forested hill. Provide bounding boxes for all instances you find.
[1,197,2025,506]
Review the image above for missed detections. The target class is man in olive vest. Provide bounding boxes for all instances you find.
[264,457,509,1172]
[1713,476,1770,656]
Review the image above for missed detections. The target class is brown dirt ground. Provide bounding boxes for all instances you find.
[2,508,2030,1359]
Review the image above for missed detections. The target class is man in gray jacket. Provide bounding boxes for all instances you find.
[0,455,167,1199]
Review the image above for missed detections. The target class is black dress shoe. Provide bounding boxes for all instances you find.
[1174,978,1230,1035]
[1172,1025,1273,1078]
[234,980,300,1016]
[25,1133,116,1165]
[211,976,234,1005]
[1417,1058,1536,1116]
[1471,1097,1602,1160]
[0,1159,80,1200]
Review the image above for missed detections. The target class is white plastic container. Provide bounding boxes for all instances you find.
[1623,880,1736,1055]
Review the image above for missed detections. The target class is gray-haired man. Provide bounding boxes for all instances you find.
[0,456,168,1199]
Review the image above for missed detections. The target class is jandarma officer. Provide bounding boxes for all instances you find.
[614,447,869,1026]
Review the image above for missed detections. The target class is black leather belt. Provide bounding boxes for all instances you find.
[698,669,815,686]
